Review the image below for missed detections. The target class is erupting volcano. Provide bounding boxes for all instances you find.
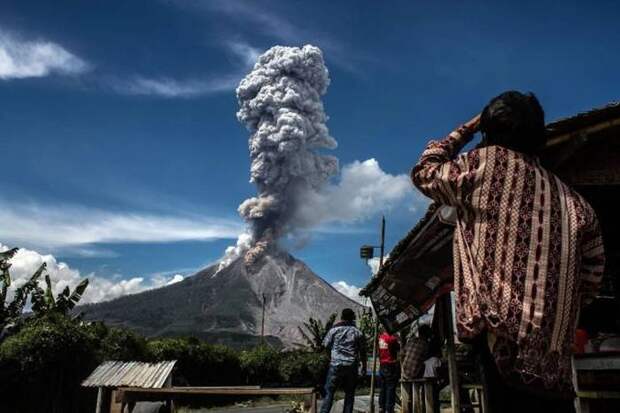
[220,44,339,269]
[81,46,364,346]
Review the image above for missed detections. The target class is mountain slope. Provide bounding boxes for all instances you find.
[80,252,364,347]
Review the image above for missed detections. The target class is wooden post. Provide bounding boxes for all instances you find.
[369,216,386,413]
[423,380,436,413]
[477,354,491,413]
[369,320,379,413]
[95,387,104,413]
[440,294,461,413]
[310,391,317,413]
[412,381,424,413]
[400,381,412,413]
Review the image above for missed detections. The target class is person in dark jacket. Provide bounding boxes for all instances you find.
[321,308,367,413]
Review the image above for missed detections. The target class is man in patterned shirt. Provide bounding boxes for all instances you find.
[411,91,605,412]
[401,324,431,382]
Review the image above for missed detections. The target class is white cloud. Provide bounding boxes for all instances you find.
[331,281,366,305]
[0,29,88,80]
[367,254,390,276]
[109,75,239,98]
[0,200,243,250]
[296,159,424,228]
[0,243,184,304]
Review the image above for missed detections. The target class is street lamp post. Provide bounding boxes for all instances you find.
[359,216,385,413]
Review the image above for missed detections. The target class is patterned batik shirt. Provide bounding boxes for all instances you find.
[323,321,367,367]
[401,336,429,381]
[411,127,605,393]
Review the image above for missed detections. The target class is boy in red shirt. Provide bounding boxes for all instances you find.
[378,330,400,413]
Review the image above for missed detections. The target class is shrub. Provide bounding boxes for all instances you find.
[101,326,149,361]
[239,345,282,385]
[0,314,99,413]
[148,337,242,386]
[279,350,329,387]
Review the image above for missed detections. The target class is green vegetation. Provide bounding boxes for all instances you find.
[0,247,333,413]
[297,313,336,351]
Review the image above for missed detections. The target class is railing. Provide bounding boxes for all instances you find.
[114,386,318,413]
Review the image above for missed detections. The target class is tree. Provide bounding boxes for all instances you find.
[357,308,376,351]
[297,313,336,351]
[31,273,89,318]
[0,248,46,334]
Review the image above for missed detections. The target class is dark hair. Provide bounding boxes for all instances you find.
[480,91,546,155]
[341,308,356,322]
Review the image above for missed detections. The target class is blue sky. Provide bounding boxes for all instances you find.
[1,0,619,302]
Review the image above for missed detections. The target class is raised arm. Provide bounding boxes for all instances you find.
[322,328,334,350]
[411,116,482,206]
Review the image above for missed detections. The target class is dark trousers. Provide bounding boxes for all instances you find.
[320,364,358,413]
[378,363,400,413]
[477,339,575,413]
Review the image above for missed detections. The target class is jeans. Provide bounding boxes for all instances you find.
[320,364,358,413]
[378,363,399,413]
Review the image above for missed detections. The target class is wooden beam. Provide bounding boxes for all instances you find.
[116,386,317,404]
[546,117,620,147]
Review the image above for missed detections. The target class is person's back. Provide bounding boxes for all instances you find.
[325,321,365,367]
[321,309,366,413]
[411,91,605,404]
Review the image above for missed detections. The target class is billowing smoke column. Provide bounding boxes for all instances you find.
[234,45,338,265]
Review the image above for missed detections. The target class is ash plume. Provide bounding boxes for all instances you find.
[230,45,338,266]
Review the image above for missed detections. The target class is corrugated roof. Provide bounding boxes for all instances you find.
[81,360,176,388]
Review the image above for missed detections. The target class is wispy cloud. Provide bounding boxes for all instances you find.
[0,29,89,80]
[227,41,262,67]
[201,0,302,44]
[0,199,243,250]
[107,74,240,98]
[194,0,368,74]
[107,40,260,98]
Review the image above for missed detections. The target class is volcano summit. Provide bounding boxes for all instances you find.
[81,251,363,347]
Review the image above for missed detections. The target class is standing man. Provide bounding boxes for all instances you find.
[401,325,431,382]
[321,308,367,413]
[378,329,400,413]
[411,91,605,412]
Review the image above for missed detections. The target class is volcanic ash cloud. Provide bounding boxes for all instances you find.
[233,45,338,266]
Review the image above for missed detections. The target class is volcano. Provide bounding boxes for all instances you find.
[80,252,364,347]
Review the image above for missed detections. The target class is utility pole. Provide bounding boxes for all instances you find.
[368,216,385,413]
[261,293,266,345]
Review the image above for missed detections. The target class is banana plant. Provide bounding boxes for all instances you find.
[0,248,45,333]
[297,313,336,351]
[31,274,89,317]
